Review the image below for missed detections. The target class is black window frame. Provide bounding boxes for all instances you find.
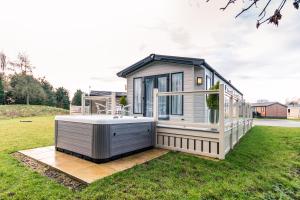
[143,74,170,120]
[133,77,143,114]
[171,72,184,115]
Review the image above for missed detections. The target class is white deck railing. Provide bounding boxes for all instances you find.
[153,84,253,159]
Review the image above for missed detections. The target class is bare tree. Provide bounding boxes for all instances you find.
[207,0,300,28]
[9,52,34,74]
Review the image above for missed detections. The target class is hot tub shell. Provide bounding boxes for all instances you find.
[55,116,156,163]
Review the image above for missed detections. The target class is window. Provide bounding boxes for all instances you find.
[157,75,169,119]
[133,78,142,114]
[171,72,183,115]
[206,75,212,90]
[288,109,290,114]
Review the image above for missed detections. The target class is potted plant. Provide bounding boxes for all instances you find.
[119,96,127,107]
[119,96,128,116]
[206,81,220,124]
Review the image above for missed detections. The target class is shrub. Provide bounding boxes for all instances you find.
[55,87,70,110]
[71,89,83,106]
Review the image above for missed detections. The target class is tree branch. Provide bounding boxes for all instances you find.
[258,0,272,17]
[235,0,260,18]
[207,0,299,28]
[220,0,237,10]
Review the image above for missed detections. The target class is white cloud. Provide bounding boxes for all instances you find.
[0,0,299,103]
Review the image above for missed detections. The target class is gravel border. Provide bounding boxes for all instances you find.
[12,152,87,190]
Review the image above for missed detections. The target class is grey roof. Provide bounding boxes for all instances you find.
[288,104,300,108]
[116,54,242,95]
[89,90,126,97]
[251,102,287,107]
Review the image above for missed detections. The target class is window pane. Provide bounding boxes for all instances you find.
[158,76,168,118]
[134,78,142,113]
[206,76,211,90]
[171,73,183,115]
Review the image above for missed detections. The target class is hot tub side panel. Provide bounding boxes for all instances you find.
[55,120,94,158]
[92,124,111,159]
[109,122,156,157]
[55,120,156,162]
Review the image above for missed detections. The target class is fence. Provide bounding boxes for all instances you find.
[153,84,253,159]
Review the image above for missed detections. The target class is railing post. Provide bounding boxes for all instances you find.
[81,93,85,115]
[236,98,239,142]
[111,92,116,115]
[218,84,225,159]
[229,92,234,149]
[242,100,246,135]
[153,88,159,121]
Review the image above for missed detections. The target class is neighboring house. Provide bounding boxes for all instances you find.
[117,54,243,122]
[287,105,300,119]
[251,102,287,119]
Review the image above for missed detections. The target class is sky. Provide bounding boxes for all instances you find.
[0,0,299,103]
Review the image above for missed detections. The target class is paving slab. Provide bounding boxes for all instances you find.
[18,146,169,183]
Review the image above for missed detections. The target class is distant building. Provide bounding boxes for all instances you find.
[287,105,300,119]
[251,102,287,119]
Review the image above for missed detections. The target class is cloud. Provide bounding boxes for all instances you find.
[138,43,147,52]
[1,0,299,102]
[142,20,198,50]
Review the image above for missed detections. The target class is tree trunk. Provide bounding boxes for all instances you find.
[26,94,30,105]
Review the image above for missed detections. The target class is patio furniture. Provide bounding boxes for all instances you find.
[95,102,112,114]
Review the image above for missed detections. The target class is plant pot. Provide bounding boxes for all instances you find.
[209,109,219,124]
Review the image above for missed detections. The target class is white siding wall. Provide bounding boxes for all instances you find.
[193,67,206,122]
[125,62,242,123]
[126,62,198,122]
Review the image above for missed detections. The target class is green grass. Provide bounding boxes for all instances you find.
[0,116,299,199]
[0,105,68,120]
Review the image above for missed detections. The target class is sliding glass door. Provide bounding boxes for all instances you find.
[144,74,169,119]
[144,77,154,117]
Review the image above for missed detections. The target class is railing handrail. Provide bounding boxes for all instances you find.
[157,89,219,96]
[157,120,219,130]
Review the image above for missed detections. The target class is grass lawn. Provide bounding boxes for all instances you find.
[0,105,68,120]
[0,116,299,199]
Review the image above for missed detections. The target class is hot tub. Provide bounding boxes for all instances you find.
[54,115,155,163]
